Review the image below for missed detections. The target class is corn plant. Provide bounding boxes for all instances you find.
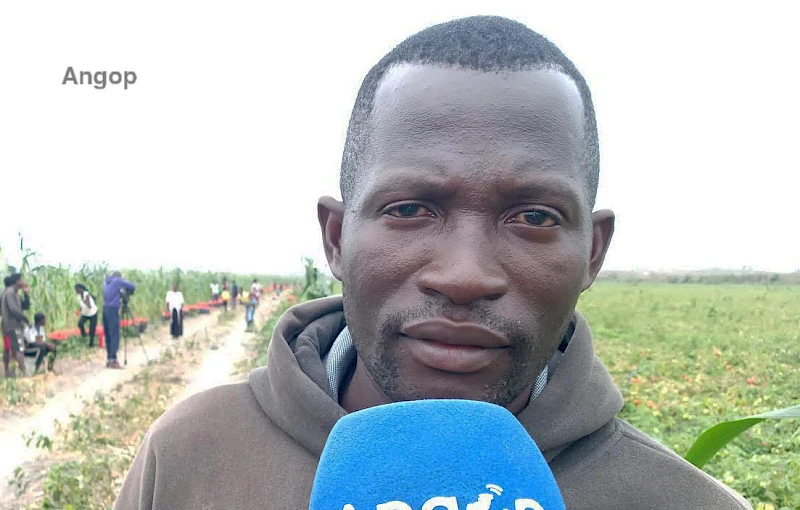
[1,236,288,332]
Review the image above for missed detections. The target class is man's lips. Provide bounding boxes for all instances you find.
[401,318,510,348]
[400,318,509,374]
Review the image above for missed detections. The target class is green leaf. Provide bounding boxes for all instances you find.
[684,404,800,469]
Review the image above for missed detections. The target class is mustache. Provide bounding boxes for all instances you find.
[379,301,529,344]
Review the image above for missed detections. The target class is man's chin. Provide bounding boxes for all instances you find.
[385,383,517,407]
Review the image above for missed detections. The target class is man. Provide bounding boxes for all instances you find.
[115,17,751,509]
[244,287,257,328]
[231,281,239,309]
[245,278,262,328]
[1,274,30,377]
[102,271,136,369]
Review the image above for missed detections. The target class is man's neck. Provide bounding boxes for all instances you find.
[340,356,391,412]
[340,355,534,416]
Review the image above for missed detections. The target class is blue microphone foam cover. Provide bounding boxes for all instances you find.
[310,399,566,510]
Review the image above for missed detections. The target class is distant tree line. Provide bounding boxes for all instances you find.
[597,270,800,285]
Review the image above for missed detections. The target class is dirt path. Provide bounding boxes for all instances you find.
[0,296,278,503]
[175,297,276,403]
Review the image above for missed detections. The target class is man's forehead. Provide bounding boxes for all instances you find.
[371,63,585,132]
[357,63,588,203]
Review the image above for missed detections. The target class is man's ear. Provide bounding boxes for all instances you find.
[318,196,345,280]
[582,209,615,291]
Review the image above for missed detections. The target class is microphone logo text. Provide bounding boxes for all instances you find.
[341,484,545,510]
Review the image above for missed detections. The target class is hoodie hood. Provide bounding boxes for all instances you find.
[248,295,624,460]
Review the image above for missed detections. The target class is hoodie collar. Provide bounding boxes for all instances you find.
[248,296,623,459]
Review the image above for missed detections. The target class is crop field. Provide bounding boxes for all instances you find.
[579,282,799,509]
[1,250,797,509]
[297,278,799,508]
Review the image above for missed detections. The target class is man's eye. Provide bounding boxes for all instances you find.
[511,210,560,227]
[386,204,432,218]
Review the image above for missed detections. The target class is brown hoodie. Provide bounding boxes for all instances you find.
[115,296,752,509]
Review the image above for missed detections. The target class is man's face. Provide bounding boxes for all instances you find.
[323,65,612,406]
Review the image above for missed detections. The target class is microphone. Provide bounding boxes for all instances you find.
[309,399,566,510]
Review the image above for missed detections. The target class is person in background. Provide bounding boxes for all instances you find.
[231,281,239,310]
[244,289,257,328]
[102,271,136,369]
[24,312,57,373]
[221,282,231,312]
[1,274,31,377]
[75,283,99,347]
[210,282,220,301]
[20,281,31,311]
[1,277,11,376]
[250,278,262,302]
[165,283,184,339]
[245,278,262,328]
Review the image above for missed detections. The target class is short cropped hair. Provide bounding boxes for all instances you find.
[340,15,599,206]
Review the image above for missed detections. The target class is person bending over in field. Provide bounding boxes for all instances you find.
[116,16,752,509]
[75,283,99,347]
[24,312,57,373]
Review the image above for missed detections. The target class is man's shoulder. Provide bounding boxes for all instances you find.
[556,419,752,509]
[149,382,258,437]
[144,381,298,457]
[619,421,750,507]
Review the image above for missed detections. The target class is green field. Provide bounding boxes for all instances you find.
[5,256,798,508]
[303,277,800,507]
[579,283,799,509]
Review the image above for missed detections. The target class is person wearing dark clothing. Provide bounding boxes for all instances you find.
[2,274,31,377]
[75,284,99,347]
[102,271,136,369]
[231,282,239,310]
[20,286,30,312]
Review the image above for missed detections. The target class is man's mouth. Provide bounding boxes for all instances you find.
[400,318,509,373]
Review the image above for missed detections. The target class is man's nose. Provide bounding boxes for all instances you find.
[416,226,509,305]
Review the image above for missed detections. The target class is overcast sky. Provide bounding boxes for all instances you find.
[1,1,798,275]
